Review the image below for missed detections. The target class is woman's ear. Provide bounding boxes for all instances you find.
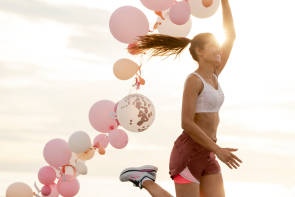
[195,47,203,58]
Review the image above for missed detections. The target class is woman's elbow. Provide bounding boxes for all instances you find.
[181,119,192,131]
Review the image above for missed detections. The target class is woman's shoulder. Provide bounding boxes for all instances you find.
[183,73,204,94]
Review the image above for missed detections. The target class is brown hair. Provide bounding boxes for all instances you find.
[129,33,214,62]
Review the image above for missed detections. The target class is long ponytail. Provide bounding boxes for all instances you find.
[129,34,191,58]
[129,32,215,62]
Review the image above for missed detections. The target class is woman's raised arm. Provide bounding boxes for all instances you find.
[216,0,236,76]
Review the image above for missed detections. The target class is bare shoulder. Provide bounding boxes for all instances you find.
[184,73,203,95]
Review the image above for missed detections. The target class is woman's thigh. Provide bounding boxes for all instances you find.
[200,172,225,197]
[174,182,200,197]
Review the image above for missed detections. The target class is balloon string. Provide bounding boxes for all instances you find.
[110,111,118,119]
[60,164,77,181]
[154,11,165,20]
[134,67,142,90]
[52,166,61,179]
[34,181,41,193]
[129,49,145,93]
[33,182,41,197]
[33,192,41,197]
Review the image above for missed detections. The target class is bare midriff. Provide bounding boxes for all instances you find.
[193,112,219,142]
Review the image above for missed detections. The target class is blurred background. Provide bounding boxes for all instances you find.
[0,0,295,196]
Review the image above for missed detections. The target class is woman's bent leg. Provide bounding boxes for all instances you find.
[142,180,174,197]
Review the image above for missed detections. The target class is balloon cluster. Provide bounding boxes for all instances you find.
[110,0,220,89]
[5,0,220,196]
[6,93,155,197]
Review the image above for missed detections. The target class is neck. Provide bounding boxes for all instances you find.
[194,59,217,78]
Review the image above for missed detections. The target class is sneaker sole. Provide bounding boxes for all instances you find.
[119,165,158,178]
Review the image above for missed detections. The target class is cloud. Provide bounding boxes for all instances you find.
[67,27,127,58]
[0,61,42,79]
[0,0,138,58]
[0,0,109,27]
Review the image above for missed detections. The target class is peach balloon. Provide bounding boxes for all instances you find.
[98,147,106,155]
[113,58,139,80]
[77,148,95,160]
[6,182,33,197]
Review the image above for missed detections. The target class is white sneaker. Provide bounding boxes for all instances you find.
[119,165,158,189]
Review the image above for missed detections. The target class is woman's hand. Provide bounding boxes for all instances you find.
[215,147,242,169]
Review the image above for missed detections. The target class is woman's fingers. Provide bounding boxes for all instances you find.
[225,161,232,169]
[231,153,242,163]
[230,158,240,168]
[226,160,237,169]
[227,148,238,151]
[228,155,242,169]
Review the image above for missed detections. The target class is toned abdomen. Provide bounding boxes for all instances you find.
[193,112,219,141]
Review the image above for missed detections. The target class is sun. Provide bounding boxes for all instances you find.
[214,31,226,46]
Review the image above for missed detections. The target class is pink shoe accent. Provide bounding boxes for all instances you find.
[129,175,140,180]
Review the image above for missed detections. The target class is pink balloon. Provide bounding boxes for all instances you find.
[43,184,59,197]
[114,102,120,126]
[109,6,149,44]
[43,139,72,168]
[57,175,79,197]
[41,185,51,196]
[109,129,128,149]
[89,100,119,133]
[140,0,174,11]
[93,134,109,149]
[38,166,57,185]
[169,1,191,25]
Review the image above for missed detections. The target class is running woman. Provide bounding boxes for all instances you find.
[119,0,242,196]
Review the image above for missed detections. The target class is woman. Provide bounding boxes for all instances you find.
[119,0,242,196]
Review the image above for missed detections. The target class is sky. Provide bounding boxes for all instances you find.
[0,0,295,196]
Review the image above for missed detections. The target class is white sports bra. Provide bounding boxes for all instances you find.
[191,72,224,113]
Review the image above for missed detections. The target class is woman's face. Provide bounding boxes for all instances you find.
[196,37,221,64]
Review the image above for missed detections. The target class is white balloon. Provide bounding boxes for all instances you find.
[68,131,92,154]
[76,160,88,175]
[188,0,220,18]
[116,93,155,132]
[69,152,78,166]
[157,10,192,37]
